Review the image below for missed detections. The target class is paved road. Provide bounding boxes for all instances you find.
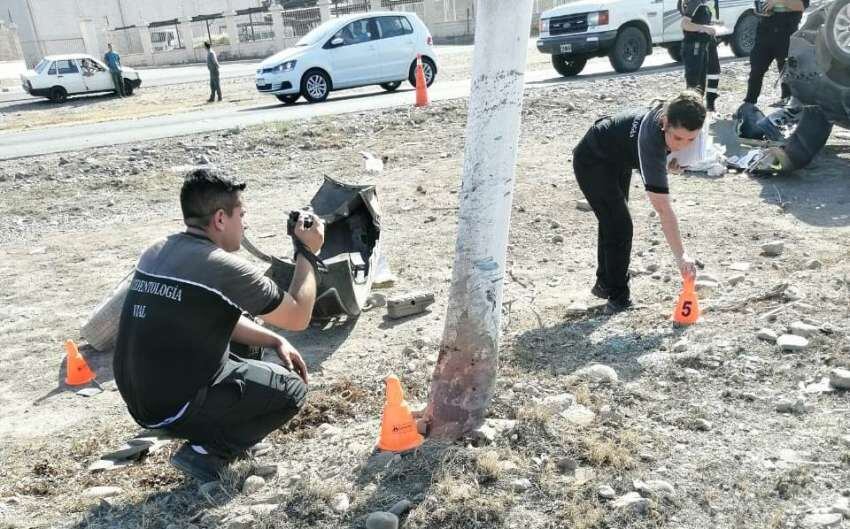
[0,46,740,160]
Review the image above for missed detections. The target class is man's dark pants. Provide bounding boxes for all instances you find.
[209,74,222,101]
[166,353,307,458]
[111,71,124,97]
[572,152,633,299]
[745,20,798,104]
[683,36,720,111]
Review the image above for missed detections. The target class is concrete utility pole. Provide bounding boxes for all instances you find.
[425,0,534,439]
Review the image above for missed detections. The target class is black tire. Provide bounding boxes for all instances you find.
[825,0,850,66]
[276,93,300,104]
[380,81,402,92]
[609,26,648,73]
[667,42,683,63]
[551,54,587,77]
[123,79,134,96]
[731,11,759,57]
[49,86,67,103]
[408,57,436,88]
[300,69,330,103]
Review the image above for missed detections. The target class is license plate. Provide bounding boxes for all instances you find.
[560,43,572,53]
[256,78,266,85]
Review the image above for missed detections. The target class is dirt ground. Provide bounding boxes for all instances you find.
[1,58,849,529]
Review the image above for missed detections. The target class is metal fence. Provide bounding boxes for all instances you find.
[331,0,371,17]
[380,0,425,19]
[149,19,184,51]
[282,6,322,38]
[191,15,229,48]
[109,27,145,55]
[235,8,275,43]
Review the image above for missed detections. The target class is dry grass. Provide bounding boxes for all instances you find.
[582,430,640,471]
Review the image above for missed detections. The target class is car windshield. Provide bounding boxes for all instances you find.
[34,59,50,74]
[295,21,336,46]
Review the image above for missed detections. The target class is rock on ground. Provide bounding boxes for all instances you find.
[777,334,809,352]
[829,368,850,390]
[366,511,399,529]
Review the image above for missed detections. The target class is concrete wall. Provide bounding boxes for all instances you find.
[0,21,24,61]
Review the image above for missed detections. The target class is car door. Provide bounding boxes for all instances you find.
[326,18,381,87]
[50,59,87,94]
[663,0,685,42]
[376,16,415,82]
[81,58,115,92]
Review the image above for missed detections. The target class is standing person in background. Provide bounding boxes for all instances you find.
[680,0,721,112]
[104,43,124,98]
[205,41,222,103]
[741,0,809,109]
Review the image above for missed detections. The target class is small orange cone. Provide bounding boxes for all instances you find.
[64,339,95,386]
[376,375,423,453]
[672,277,700,325]
[414,54,430,108]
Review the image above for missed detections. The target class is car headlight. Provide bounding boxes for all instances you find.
[587,10,609,27]
[539,18,549,34]
[273,60,297,73]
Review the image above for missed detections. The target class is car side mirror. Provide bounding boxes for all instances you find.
[331,37,344,46]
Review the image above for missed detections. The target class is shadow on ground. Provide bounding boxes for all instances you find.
[511,314,671,383]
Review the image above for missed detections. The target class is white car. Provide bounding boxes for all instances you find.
[537,0,760,76]
[20,53,142,103]
[256,11,437,104]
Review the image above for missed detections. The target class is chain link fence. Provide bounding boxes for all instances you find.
[191,15,229,48]
[331,0,371,18]
[282,6,322,38]
[235,8,275,43]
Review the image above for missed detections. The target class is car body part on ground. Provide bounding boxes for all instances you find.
[255,11,437,104]
[386,290,435,320]
[20,54,142,103]
[536,0,758,77]
[242,176,381,319]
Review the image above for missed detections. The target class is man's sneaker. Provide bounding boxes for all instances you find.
[590,281,610,299]
[242,441,272,458]
[170,443,229,482]
[604,295,633,314]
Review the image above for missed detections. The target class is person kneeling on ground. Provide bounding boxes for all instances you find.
[114,168,324,482]
[572,91,701,313]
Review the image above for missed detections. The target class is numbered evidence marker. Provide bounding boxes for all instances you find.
[672,278,700,325]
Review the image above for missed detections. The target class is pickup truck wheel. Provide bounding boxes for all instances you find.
[825,0,850,66]
[609,26,648,73]
[667,43,683,63]
[49,86,67,103]
[731,11,759,57]
[551,54,587,77]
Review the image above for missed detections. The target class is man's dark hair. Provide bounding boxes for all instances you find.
[663,90,706,131]
[204,41,211,49]
[180,168,246,228]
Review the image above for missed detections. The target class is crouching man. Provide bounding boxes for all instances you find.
[114,168,324,482]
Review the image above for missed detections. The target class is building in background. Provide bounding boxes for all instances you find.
[0,0,577,67]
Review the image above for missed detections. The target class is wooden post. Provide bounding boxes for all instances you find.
[425,0,534,440]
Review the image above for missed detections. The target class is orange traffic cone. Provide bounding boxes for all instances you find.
[414,54,430,108]
[376,375,424,453]
[671,277,700,325]
[65,339,95,386]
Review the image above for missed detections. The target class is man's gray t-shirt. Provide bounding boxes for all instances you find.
[114,232,283,425]
[207,50,220,76]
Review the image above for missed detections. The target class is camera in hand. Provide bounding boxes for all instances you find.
[286,210,314,236]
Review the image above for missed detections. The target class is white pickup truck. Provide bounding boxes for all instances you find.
[536,0,759,76]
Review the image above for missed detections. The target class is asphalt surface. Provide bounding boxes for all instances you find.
[0,46,740,161]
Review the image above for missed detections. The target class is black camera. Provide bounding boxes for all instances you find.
[287,210,314,236]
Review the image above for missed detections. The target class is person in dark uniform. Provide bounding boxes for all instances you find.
[114,168,325,482]
[572,91,702,313]
[680,0,721,111]
[743,0,808,108]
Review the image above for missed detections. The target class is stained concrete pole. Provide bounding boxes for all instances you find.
[425,0,534,440]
